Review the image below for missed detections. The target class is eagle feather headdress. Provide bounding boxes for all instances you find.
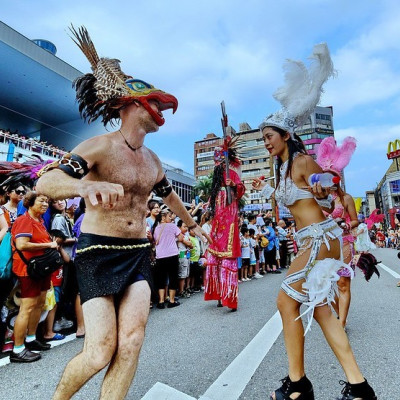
[69,25,178,126]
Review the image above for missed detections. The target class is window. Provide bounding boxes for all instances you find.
[316,113,331,121]
[390,179,400,194]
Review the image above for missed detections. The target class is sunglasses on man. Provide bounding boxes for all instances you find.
[13,190,26,195]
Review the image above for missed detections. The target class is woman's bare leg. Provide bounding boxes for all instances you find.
[337,276,351,328]
[313,305,363,384]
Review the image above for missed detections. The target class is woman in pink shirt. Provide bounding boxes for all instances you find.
[152,205,183,309]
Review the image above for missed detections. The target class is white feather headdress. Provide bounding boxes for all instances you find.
[260,43,336,135]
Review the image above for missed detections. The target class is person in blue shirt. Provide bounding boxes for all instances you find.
[262,219,281,274]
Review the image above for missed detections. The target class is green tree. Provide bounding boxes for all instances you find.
[194,172,248,209]
[194,172,213,201]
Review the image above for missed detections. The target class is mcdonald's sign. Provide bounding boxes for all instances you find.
[387,140,400,159]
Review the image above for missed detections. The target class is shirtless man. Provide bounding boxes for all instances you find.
[36,26,210,400]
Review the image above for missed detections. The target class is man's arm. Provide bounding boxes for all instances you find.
[162,192,210,243]
[150,150,211,243]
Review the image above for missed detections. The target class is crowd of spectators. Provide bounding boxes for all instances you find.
[369,225,400,249]
[1,179,391,362]
[0,182,84,362]
[145,200,298,310]
[0,129,66,159]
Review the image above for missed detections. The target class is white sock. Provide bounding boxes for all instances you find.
[13,344,25,354]
[25,334,36,343]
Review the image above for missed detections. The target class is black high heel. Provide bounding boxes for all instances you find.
[270,375,314,400]
[337,379,377,400]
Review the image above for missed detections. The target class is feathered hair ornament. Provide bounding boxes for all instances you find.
[316,136,357,174]
[259,43,336,135]
[355,252,380,282]
[69,25,178,127]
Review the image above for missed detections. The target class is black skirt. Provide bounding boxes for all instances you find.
[75,233,153,304]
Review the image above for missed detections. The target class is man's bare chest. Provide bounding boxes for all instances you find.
[93,150,159,191]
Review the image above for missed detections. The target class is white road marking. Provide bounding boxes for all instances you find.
[198,310,282,400]
[141,382,196,400]
[378,262,400,279]
[143,310,283,400]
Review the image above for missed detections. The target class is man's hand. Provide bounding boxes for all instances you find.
[193,225,212,244]
[79,181,124,208]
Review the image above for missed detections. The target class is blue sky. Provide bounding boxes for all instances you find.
[2,0,400,197]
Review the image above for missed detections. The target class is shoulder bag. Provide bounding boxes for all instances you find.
[14,244,63,280]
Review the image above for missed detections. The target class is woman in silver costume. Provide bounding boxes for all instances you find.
[252,44,376,400]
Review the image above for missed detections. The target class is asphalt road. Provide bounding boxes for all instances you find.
[1,248,399,400]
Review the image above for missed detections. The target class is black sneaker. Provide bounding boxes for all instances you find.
[167,301,181,308]
[156,302,165,309]
[25,339,51,351]
[10,348,41,363]
[192,287,201,293]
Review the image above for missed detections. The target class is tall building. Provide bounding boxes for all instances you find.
[194,124,273,212]
[236,123,273,212]
[193,106,336,214]
[163,162,195,206]
[296,106,334,157]
[194,133,224,180]
[375,159,400,228]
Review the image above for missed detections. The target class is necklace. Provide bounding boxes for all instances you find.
[119,129,143,152]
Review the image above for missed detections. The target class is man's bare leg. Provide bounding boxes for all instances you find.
[100,280,151,399]
[53,296,117,400]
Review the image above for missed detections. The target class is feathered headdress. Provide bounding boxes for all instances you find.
[69,25,178,126]
[213,135,245,167]
[316,136,357,174]
[0,158,53,191]
[259,43,336,135]
[365,209,385,230]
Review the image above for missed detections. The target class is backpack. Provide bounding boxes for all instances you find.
[260,236,269,248]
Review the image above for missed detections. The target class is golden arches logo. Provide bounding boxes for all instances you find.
[387,140,400,159]
[388,140,400,153]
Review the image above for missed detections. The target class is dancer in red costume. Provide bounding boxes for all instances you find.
[204,138,245,310]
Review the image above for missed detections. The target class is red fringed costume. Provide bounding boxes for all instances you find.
[205,163,245,309]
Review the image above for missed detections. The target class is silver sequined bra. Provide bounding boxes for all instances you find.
[275,153,313,206]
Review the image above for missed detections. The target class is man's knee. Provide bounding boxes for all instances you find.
[84,340,117,371]
[118,326,146,360]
